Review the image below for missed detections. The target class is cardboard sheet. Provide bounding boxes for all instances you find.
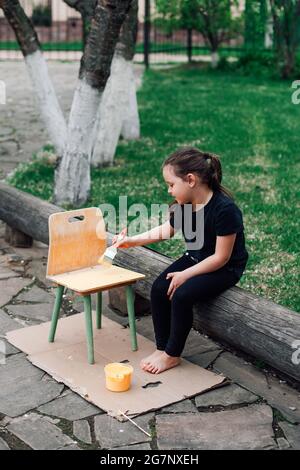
[6,313,226,418]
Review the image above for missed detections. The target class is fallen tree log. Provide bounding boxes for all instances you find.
[0,181,299,382]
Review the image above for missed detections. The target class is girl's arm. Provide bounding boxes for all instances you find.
[115,221,175,248]
[183,234,237,279]
[166,234,237,299]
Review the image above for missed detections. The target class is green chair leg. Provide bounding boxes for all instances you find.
[125,284,138,351]
[96,291,102,329]
[48,285,64,343]
[83,295,94,364]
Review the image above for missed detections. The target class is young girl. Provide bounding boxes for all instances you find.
[113,147,248,375]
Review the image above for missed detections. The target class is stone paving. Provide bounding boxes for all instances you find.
[0,220,300,450]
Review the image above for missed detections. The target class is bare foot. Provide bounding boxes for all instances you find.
[144,352,181,374]
[140,350,164,370]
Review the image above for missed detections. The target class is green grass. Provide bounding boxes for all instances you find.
[7,65,300,312]
[0,41,271,56]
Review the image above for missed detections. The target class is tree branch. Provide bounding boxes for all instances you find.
[0,0,41,56]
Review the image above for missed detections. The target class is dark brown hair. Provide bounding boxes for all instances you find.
[162,146,233,206]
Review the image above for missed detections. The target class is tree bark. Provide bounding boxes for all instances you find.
[54,0,133,207]
[0,0,67,155]
[91,0,139,168]
[63,0,97,46]
[211,50,220,68]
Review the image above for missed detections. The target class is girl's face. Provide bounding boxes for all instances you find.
[163,164,197,204]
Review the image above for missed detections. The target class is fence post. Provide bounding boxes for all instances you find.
[144,0,150,68]
[187,28,193,63]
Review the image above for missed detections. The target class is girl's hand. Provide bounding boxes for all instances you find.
[112,228,133,249]
[166,271,189,300]
[112,235,133,249]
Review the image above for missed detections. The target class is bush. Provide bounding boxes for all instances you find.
[234,50,276,77]
[32,5,52,27]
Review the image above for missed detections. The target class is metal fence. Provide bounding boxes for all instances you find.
[0,0,243,63]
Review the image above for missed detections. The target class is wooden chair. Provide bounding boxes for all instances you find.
[46,207,145,364]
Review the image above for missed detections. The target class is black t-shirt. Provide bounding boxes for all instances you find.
[169,190,249,278]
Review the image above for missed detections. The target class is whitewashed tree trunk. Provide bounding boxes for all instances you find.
[211,51,220,69]
[54,79,102,206]
[91,0,139,167]
[54,0,132,206]
[91,54,133,167]
[121,64,140,140]
[25,50,67,155]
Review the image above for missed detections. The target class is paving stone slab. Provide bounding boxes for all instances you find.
[114,443,152,450]
[277,437,291,449]
[0,266,20,280]
[73,419,92,444]
[156,404,276,450]
[213,352,300,423]
[182,330,221,356]
[6,303,54,323]
[26,259,52,287]
[94,413,154,449]
[0,436,10,450]
[279,422,300,450]
[1,338,20,356]
[0,353,42,384]
[195,383,259,408]
[16,285,54,304]
[0,127,15,137]
[0,354,64,417]
[160,400,198,414]
[0,277,32,307]
[7,414,75,450]
[38,391,100,421]
[59,444,82,450]
[184,350,222,369]
[0,309,23,335]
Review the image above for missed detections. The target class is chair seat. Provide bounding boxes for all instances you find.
[47,262,145,293]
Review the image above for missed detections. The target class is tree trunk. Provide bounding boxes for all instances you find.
[91,54,134,167]
[211,50,219,68]
[270,0,300,79]
[281,47,296,79]
[1,0,67,156]
[120,0,140,141]
[54,0,133,207]
[120,63,140,140]
[91,0,139,168]
[63,0,97,47]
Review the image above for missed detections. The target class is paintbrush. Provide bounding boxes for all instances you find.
[98,227,127,265]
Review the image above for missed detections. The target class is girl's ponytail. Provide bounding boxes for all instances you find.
[209,154,233,199]
[163,146,233,200]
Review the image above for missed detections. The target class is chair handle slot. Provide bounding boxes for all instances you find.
[68,215,85,223]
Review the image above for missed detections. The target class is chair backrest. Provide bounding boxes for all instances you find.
[47,207,107,276]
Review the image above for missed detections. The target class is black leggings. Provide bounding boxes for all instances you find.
[150,253,240,357]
